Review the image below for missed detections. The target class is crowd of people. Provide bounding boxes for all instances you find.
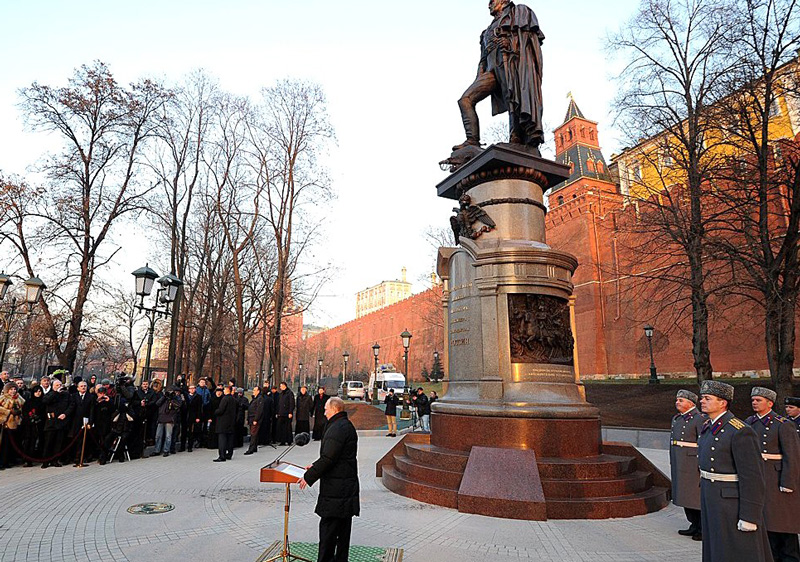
[0,369,334,470]
[669,382,800,562]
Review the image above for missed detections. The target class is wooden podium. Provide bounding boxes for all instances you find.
[260,461,313,562]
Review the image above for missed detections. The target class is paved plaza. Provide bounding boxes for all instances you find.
[0,435,700,562]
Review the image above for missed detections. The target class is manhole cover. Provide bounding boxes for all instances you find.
[127,502,175,515]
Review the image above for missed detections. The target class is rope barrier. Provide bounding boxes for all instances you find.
[7,426,86,463]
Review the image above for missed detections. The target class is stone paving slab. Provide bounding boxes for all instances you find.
[0,439,698,562]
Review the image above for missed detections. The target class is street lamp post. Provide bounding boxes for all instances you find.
[299,361,304,387]
[342,351,349,384]
[317,357,323,388]
[0,274,46,371]
[372,342,380,405]
[644,324,659,384]
[400,330,412,418]
[132,265,183,386]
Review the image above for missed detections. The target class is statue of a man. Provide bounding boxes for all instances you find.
[454,0,545,151]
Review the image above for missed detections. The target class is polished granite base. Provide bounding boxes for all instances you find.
[377,415,670,521]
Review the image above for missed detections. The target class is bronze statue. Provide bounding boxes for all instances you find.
[445,0,545,169]
[450,194,496,241]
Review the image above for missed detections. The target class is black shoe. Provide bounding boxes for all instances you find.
[118,457,125,463]
[213,457,226,462]
[692,534,702,541]
[163,452,169,457]
[41,463,49,469]
[243,450,255,455]
[187,448,193,453]
[24,461,33,468]
[52,461,62,468]
[225,455,232,460]
[678,527,696,536]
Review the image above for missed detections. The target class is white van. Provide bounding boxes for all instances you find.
[339,380,366,400]
[367,371,406,402]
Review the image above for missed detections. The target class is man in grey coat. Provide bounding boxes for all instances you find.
[670,389,704,540]
[698,380,773,562]
[785,397,800,437]
[746,387,800,562]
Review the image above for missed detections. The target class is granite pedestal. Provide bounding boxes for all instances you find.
[378,144,669,520]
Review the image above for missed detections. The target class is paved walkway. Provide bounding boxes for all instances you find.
[0,438,700,562]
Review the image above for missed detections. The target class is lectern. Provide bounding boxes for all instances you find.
[260,461,313,562]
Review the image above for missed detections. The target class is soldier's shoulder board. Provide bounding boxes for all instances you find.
[729,418,746,430]
[774,415,787,423]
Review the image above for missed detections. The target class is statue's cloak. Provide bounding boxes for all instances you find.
[480,2,545,144]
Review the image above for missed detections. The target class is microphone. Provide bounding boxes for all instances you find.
[294,432,311,447]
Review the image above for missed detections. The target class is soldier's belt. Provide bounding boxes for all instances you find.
[761,454,783,461]
[700,470,738,482]
[671,440,698,448]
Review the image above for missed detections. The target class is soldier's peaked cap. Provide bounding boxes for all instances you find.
[700,380,734,401]
[751,387,777,403]
[676,389,698,404]
[785,397,800,407]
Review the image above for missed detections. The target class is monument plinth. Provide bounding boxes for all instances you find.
[378,146,669,520]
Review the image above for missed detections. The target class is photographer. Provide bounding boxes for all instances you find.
[99,391,135,465]
[92,385,114,460]
[152,385,183,457]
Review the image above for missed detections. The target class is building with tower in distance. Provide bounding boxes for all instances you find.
[546,87,800,380]
[355,267,413,318]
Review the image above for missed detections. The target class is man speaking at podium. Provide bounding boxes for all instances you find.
[299,397,360,562]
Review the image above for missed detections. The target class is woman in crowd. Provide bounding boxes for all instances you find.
[0,382,26,469]
[21,384,44,467]
[311,386,329,440]
[295,386,313,436]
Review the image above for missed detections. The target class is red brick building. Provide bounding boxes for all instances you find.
[546,98,800,379]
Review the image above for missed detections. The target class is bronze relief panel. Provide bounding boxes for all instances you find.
[508,294,574,365]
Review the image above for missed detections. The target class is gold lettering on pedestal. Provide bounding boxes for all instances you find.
[451,282,473,292]
[451,327,470,334]
[450,305,469,313]
[451,338,470,346]
[450,317,467,324]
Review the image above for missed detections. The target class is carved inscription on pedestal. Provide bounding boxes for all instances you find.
[447,250,484,379]
[508,294,574,365]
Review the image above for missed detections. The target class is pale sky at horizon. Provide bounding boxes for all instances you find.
[0,0,640,329]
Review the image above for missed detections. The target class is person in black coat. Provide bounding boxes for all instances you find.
[21,385,44,466]
[276,382,295,446]
[41,379,75,468]
[206,387,223,449]
[312,387,330,441]
[300,397,360,562]
[268,386,280,444]
[384,389,400,437]
[183,384,203,452]
[68,380,96,463]
[234,388,248,448]
[295,386,313,436]
[244,386,265,455]
[213,386,237,462]
[92,385,115,461]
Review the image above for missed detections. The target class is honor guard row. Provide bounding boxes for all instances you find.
[669,382,800,562]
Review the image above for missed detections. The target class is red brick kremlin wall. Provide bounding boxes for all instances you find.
[294,287,444,383]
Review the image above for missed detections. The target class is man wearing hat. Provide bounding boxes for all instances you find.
[698,380,772,562]
[785,397,800,437]
[670,389,705,540]
[746,387,800,562]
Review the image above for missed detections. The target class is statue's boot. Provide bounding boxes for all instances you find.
[452,138,481,152]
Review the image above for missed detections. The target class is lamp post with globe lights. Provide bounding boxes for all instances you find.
[400,330,412,418]
[342,351,349,385]
[0,274,46,371]
[132,265,183,385]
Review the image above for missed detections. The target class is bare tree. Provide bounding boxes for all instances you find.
[255,80,335,385]
[711,0,800,399]
[608,0,735,381]
[3,62,169,371]
[148,71,218,383]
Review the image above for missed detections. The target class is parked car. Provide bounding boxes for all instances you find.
[339,380,365,400]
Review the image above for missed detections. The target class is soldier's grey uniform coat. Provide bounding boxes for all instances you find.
[745,411,800,534]
[698,410,773,562]
[670,406,704,509]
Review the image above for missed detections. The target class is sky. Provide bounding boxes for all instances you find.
[0,0,640,328]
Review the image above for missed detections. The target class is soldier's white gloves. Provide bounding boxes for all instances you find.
[737,520,757,532]
[780,487,793,493]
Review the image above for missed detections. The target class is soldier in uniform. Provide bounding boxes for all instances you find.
[698,380,773,562]
[670,389,705,540]
[746,387,800,562]
[785,397,800,437]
